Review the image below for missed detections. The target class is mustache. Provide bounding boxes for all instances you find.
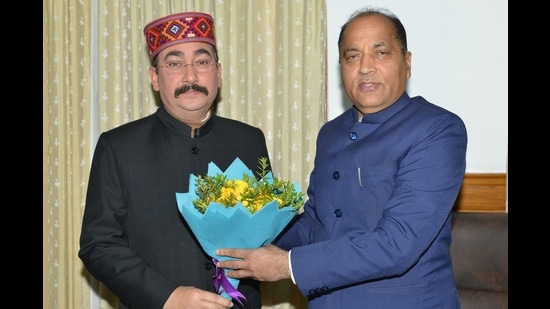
[174,84,209,98]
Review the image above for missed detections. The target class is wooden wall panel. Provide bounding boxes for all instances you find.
[453,173,507,213]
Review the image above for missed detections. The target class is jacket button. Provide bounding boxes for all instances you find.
[332,171,340,179]
[191,146,200,154]
[204,262,213,270]
[334,209,342,218]
[349,132,357,140]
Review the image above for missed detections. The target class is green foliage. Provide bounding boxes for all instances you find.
[192,157,304,214]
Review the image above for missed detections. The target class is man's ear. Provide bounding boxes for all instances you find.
[149,66,160,91]
[406,51,412,79]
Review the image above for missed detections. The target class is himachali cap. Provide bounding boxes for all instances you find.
[143,12,216,60]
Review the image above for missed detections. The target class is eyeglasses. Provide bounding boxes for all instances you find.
[158,59,217,74]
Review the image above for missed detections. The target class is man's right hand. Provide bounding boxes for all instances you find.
[163,286,234,308]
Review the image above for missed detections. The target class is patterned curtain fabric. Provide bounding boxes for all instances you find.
[43,0,326,308]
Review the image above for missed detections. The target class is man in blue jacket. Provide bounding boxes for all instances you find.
[217,6,467,308]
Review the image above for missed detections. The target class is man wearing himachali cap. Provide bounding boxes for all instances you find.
[79,12,268,309]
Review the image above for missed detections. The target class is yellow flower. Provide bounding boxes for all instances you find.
[192,157,304,214]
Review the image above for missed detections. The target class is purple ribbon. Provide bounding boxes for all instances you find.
[212,258,247,306]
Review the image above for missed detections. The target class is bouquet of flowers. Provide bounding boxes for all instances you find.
[175,157,304,305]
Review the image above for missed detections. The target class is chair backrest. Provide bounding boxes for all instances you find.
[449,211,508,309]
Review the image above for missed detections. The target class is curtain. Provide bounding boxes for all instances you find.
[43,1,93,308]
[43,0,326,308]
